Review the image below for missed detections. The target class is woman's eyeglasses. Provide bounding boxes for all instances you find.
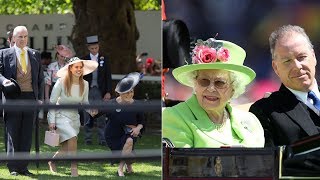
[196,77,231,89]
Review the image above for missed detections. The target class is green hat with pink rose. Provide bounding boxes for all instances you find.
[172,38,256,87]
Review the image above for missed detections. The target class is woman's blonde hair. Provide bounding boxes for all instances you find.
[64,62,85,96]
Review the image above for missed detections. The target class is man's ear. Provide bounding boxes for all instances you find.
[312,49,317,66]
[272,60,280,77]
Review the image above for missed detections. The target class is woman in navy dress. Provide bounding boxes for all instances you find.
[105,72,144,177]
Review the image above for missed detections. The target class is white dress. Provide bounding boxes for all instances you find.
[47,78,89,143]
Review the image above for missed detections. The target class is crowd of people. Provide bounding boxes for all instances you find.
[0,25,154,177]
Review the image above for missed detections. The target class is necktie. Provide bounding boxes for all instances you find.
[20,49,27,73]
[308,91,320,110]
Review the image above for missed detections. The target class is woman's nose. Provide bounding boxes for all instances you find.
[206,82,216,92]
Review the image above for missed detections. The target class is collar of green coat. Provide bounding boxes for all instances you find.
[184,94,254,145]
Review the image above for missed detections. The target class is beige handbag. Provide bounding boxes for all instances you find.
[44,130,60,147]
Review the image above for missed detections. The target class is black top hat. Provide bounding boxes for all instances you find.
[2,78,21,99]
[115,72,143,94]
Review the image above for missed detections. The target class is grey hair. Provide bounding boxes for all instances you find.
[13,26,28,37]
[269,25,313,59]
[191,70,246,99]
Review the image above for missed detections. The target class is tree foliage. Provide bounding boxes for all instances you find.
[0,0,159,15]
[0,0,73,15]
[134,0,160,10]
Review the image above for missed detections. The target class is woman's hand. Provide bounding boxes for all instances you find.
[89,109,98,117]
[130,125,143,137]
[49,123,56,131]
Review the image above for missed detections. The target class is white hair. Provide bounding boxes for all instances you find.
[13,26,28,37]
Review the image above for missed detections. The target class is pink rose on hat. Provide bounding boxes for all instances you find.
[191,38,230,64]
[217,47,230,62]
[196,47,217,63]
[55,45,74,58]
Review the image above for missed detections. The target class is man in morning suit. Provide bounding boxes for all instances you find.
[82,35,112,146]
[0,26,44,176]
[249,25,320,175]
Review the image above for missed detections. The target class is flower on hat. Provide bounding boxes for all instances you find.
[55,45,73,59]
[191,38,230,64]
[145,58,154,68]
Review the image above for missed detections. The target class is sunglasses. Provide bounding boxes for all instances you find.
[196,77,231,89]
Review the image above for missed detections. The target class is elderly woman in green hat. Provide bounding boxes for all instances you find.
[162,38,265,148]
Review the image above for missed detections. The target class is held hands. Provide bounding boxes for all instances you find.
[103,93,111,101]
[89,109,98,117]
[130,126,142,137]
[49,123,56,131]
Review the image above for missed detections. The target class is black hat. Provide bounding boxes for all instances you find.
[115,72,143,94]
[2,78,21,99]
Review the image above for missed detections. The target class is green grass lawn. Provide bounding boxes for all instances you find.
[0,121,162,179]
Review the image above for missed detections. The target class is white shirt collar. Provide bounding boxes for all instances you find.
[90,53,99,60]
[287,80,320,103]
[14,44,27,52]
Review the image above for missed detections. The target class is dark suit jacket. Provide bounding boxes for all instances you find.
[0,47,44,101]
[82,54,112,97]
[249,84,320,147]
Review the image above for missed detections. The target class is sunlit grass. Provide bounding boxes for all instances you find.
[0,121,161,179]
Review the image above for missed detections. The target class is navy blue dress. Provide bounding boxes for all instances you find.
[105,99,144,152]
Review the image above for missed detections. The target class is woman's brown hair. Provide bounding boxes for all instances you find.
[63,62,85,96]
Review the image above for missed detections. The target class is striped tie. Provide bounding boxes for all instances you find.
[20,49,27,73]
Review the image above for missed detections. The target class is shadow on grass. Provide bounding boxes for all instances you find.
[0,122,162,179]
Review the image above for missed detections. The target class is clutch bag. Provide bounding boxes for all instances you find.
[44,130,60,147]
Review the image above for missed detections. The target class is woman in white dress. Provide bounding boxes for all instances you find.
[47,57,98,176]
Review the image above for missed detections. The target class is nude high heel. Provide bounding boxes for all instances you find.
[71,168,78,177]
[125,163,134,173]
[71,163,78,177]
[48,161,57,173]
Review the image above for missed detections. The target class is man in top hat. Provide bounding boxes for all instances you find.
[82,35,112,146]
[0,26,44,176]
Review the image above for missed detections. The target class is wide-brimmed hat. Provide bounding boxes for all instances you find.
[55,45,74,58]
[172,38,255,87]
[56,57,98,77]
[115,72,143,94]
[2,78,21,99]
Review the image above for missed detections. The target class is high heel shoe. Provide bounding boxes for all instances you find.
[48,161,57,173]
[117,169,125,177]
[71,168,78,177]
[125,163,134,173]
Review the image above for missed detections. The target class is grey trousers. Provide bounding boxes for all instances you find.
[84,87,106,143]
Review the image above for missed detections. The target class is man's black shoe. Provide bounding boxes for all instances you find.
[10,171,19,176]
[20,170,34,176]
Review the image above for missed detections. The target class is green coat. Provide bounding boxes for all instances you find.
[163,95,265,148]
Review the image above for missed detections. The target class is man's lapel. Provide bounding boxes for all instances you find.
[9,47,17,78]
[280,85,319,136]
[27,48,36,77]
